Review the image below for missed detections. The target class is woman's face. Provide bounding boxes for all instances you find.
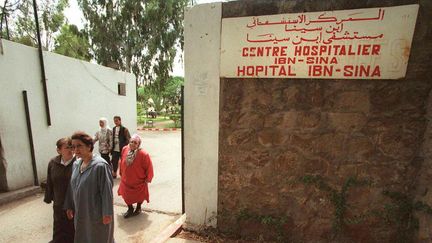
[57,143,73,159]
[99,120,104,128]
[129,140,139,150]
[72,139,91,158]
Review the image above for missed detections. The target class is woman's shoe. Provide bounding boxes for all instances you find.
[133,207,141,216]
[123,209,134,219]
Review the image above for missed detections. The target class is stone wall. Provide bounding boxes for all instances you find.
[218,0,432,242]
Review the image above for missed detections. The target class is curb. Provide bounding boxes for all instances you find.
[138,128,181,131]
[150,213,186,243]
[0,186,42,207]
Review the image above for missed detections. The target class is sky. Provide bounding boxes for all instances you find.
[63,0,226,77]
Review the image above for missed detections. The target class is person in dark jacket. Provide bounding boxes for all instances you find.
[111,115,131,178]
[44,137,75,243]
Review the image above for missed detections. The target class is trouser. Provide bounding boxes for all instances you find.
[52,205,74,243]
[111,151,121,174]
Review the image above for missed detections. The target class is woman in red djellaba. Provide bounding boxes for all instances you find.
[118,134,154,218]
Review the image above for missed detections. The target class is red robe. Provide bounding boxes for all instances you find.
[118,146,154,204]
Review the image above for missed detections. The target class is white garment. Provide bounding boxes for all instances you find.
[61,157,73,166]
[95,128,113,154]
[113,126,120,152]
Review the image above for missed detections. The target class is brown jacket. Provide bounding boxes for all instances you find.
[44,155,75,207]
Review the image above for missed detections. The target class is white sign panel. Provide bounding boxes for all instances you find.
[220,4,419,79]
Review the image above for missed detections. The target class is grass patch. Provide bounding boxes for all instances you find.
[137,115,171,125]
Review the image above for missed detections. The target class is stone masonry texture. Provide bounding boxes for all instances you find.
[218,0,432,242]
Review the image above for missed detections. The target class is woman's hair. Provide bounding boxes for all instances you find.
[56,137,71,149]
[71,131,94,152]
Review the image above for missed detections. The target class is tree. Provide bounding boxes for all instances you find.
[137,76,183,115]
[54,24,91,61]
[2,0,91,60]
[162,76,183,107]
[12,0,69,50]
[79,0,189,92]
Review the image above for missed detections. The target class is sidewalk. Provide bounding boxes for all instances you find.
[166,239,202,243]
[0,187,190,243]
[0,185,41,206]
[114,205,179,242]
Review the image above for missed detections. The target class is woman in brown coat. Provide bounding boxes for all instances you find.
[44,137,75,243]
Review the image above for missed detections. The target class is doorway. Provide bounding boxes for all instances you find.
[0,135,8,192]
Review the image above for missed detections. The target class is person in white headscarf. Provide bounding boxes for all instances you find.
[93,117,113,165]
[118,134,154,218]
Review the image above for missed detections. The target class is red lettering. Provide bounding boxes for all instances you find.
[344,65,354,76]
[280,46,287,56]
[287,65,296,76]
[371,45,380,55]
[372,66,381,77]
[333,45,341,55]
[242,48,248,57]
[269,65,278,75]
[348,45,355,55]
[256,66,264,74]
[237,66,246,76]
[311,46,318,55]
[265,46,272,56]
[272,47,280,56]
[246,66,255,75]
[257,47,263,56]
[249,47,256,57]
[308,65,333,76]
[343,65,380,77]
[330,57,337,64]
[339,46,346,55]
[361,45,371,55]
[294,46,301,56]
[319,46,327,56]
[279,66,287,76]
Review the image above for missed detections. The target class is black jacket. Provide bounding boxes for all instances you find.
[112,125,131,152]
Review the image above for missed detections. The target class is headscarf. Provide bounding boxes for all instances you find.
[126,134,142,166]
[99,117,110,132]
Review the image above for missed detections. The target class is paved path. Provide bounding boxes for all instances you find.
[114,130,182,214]
[0,193,178,243]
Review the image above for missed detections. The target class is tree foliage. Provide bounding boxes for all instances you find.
[1,0,90,60]
[54,24,91,60]
[137,76,183,113]
[78,0,188,86]
[12,0,69,50]
[162,76,183,106]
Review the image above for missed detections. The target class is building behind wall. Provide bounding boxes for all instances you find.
[0,39,137,191]
[185,0,432,241]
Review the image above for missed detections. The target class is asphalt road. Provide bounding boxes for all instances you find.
[115,130,182,214]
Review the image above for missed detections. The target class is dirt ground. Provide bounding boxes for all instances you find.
[174,228,265,243]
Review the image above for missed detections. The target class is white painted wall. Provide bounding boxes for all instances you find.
[0,39,136,190]
[184,3,221,227]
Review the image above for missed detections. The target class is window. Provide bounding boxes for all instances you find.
[118,82,126,96]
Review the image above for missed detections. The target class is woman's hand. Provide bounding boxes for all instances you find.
[66,209,74,220]
[103,215,112,225]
